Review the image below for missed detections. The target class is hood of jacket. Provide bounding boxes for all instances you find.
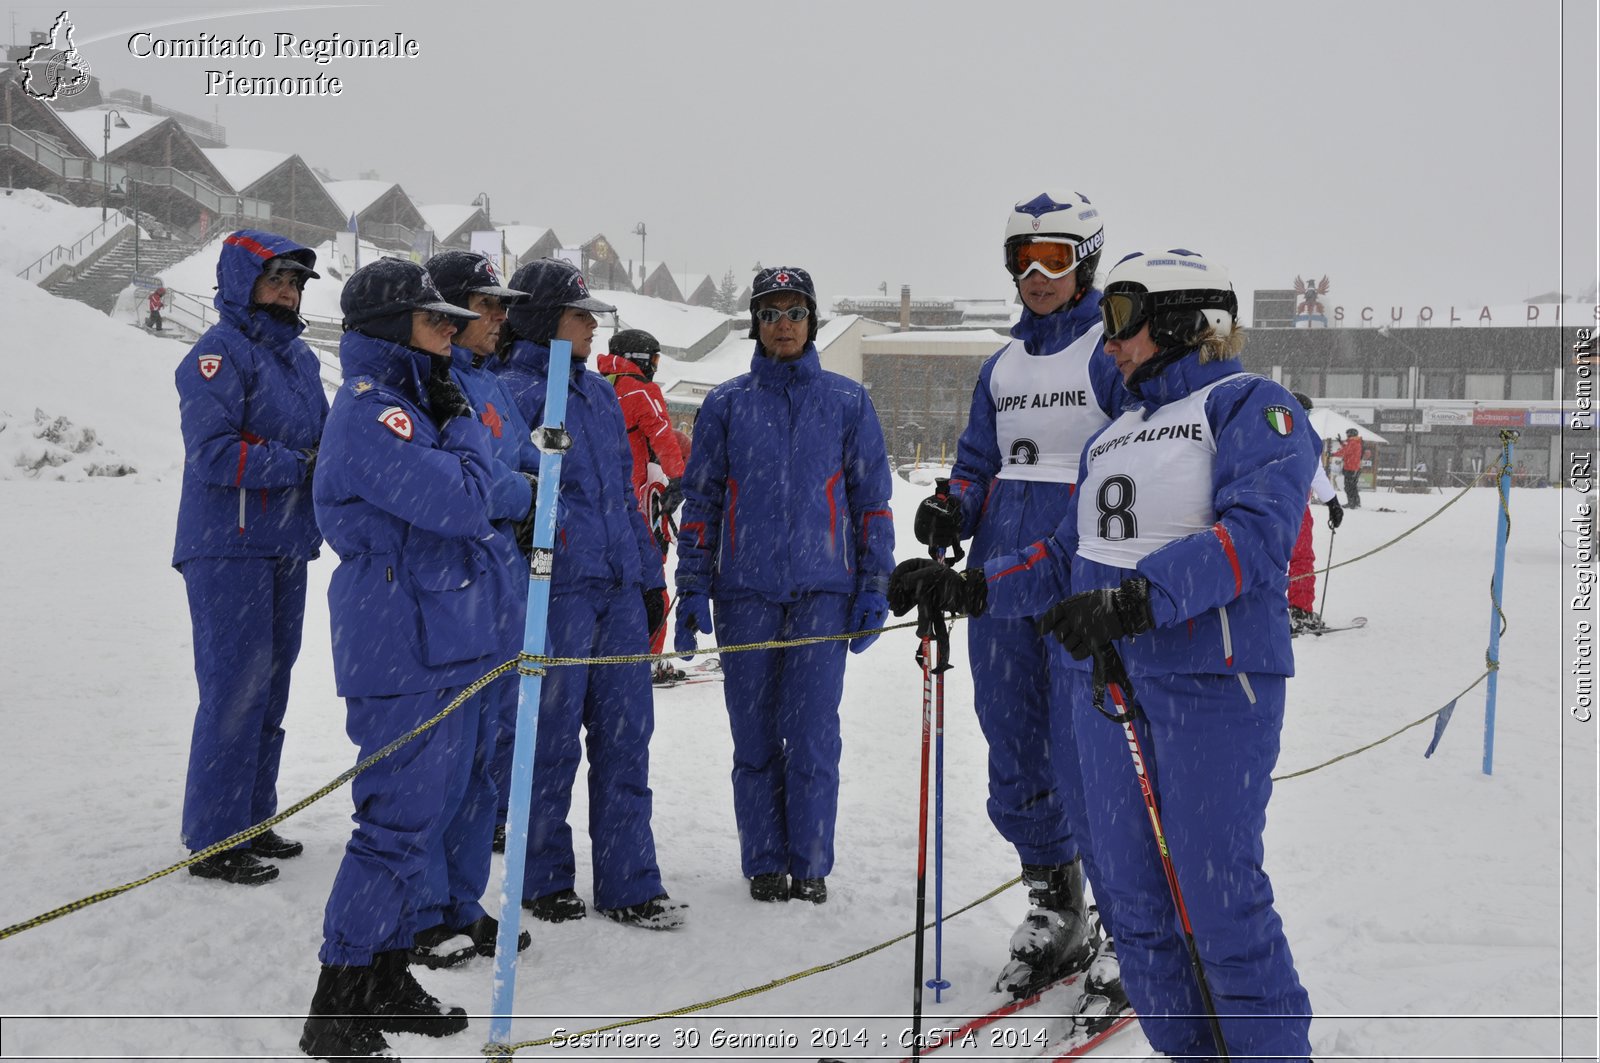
[595,353,646,381]
[1011,288,1103,356]
[213,229,315,346]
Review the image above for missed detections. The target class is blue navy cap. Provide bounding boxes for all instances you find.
[749,265,815,308]
[341,257,478,330]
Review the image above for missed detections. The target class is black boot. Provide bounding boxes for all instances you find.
[789,877,827,904]
[298,964,392,1060]
[597,893,688,930]
[188,849,278,885]
[250,829,305,860]
[749,873,788,902]
[523,888,586,923]
[458,914,532,957]
[369,949,468,1037]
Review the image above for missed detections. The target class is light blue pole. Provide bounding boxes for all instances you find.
[487,339,573,1058]
[1482,430,1516,776]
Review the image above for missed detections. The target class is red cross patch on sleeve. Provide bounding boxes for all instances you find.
[197,355,222,380]
[379,406,414,441]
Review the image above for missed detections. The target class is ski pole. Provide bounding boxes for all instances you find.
[486,339,574,1061]
[1091,646,1230,1063]
[1316,524,1336,621]
[909,626,936,1058]
[925,543,953,1005]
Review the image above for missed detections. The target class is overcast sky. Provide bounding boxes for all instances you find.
[24,0,1598,312]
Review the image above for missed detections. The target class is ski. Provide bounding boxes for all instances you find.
[1292,615,1367,638]
[653,659,723,688]
[1044,1010,1141,1061]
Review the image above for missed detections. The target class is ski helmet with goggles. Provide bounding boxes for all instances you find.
[610,328,662,380]
[1002,191,1105,288]
[1099,249,1239,351]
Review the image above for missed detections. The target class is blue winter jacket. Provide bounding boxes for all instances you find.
[676,343,895,602]
[450,345,537,524]
[314,331,522,697]
[984,352,1317,677]
[494,340,664,593]
[948,292,1125,570]
[173,230,328,566]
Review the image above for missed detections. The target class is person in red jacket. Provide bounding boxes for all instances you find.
[1335,428,1365,509]
[597,328,686,682]
[147,286,167,331]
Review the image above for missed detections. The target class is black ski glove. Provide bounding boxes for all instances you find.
[299,447,318,483]
[512,472,538,555]
[661,477,684,516]
[1325,497,1344,530]
[913,485,963,552]
[887,558,986,619]
[1036,578,1155,661]
[426,357,474,429]
[643,587,667,636]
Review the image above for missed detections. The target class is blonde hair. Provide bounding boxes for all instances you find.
[1197,321,1246,363]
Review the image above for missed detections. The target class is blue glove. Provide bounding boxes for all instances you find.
[675,592,713,659]
[848,590,889,654]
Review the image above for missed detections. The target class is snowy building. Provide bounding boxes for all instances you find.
[323,179,428,255]
[418,203,492,250]
[859,329,1009,464]
[203,149,345,250]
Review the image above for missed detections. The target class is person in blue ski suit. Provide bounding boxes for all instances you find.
[912,192,1128,998]
[894,249,1316,1062]
[300,258,520,1060]
[674,265,895,906]
[173,229,326,886]
[494,257,682,930]
[397,249,539,969]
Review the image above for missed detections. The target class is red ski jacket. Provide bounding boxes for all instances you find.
[596,354,685,490]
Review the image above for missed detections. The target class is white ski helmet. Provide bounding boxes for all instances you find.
[1003,191,1105,286]
[1100,248,1239,351]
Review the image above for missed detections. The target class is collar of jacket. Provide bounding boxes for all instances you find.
[594,353,644,380]
[217,302,306,347]
[339,329,432,398]
[507,338,585,382]
[749,341,820,387]
[1011,288,1103,356]
[1125,350,1244,416]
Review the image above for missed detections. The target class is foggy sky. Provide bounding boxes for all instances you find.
[29,0,1598,313]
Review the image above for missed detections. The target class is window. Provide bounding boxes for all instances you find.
[1282,370,1322,396]
[1464,373,1505,400]
[1324,372,1364,397]
[1423,371,1456,399]
[1509,372,1551,400]
[1372,373,1403,399]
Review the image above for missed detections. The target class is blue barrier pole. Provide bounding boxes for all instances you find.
[1482,430,1516,776]
[487,339,573,1058]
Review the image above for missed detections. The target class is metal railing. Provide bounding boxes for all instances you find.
[0,125,271,221]
[15,210,133,283]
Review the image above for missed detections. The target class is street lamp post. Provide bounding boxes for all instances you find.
[631,222,647,287]
[1377,325,1423,480]
[472,192,491,226]
[101,109,129,222]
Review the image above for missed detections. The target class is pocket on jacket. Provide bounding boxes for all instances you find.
[406,538,495,667]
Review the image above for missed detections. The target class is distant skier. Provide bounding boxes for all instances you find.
[1287,393,1344,633]
[1335,427,1365,508]
[146,286,166,331]
[596,327,686,683]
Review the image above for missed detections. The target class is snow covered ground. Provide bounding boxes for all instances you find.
[1,266,1594,1061]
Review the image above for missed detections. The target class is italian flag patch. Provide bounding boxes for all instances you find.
[1263,405,1295,436]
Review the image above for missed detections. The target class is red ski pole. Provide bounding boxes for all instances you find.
[1092,646,1230,1063]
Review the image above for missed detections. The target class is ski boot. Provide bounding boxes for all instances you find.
[749,873,789,902]
[789,877,827,904]
[994,861,1095,998]
[598,893,689,930]
[459,914,532,958]
[1289,606,1325,635]
[250,829,305,859]
[652,662,688,685]
[299,963,393,1060]
[1072,910,1130,1035]
[188,849,278,886]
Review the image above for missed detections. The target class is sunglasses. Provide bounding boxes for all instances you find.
[418,309,459,329]
[755,306,810,324]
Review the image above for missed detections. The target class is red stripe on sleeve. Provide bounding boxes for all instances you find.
[989,540,1047,582]
[1212,522,1242,597]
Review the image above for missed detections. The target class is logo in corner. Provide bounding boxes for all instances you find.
[20,12,93,101]
[197,354,222,380]
[1263,405,1295,437]
[378,406,413,441]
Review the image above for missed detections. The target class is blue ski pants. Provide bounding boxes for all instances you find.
[967,612,1081,866]
[521,585,663,912]
[179,555,306,852]
[1074,670,1312,1062]
[715,592,850,881]
[319,681,490,965]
